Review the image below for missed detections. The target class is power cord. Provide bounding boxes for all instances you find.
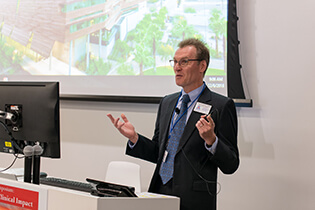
[0,121,24,172]
[0,154,19,173]
[0,121,23,153]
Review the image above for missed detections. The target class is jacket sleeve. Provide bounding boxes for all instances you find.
[211,98,240,174]
[125,97,165,164]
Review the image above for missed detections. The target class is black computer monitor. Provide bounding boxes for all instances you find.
[0,81,60,158]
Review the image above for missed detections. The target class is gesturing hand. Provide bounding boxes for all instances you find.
[195,114,216,146]
[107,113,138,143]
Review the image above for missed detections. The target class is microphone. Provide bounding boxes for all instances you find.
[23,145,34,183]
[175,108,180,114]
[32,144,43,184]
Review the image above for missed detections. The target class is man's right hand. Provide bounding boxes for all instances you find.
[107,113,139,143]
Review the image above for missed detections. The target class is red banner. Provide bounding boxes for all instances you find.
[0,184,39,210]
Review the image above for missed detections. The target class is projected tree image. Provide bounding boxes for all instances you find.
[0,0,227,77]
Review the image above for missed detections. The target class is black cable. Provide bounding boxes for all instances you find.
[0,120,12,136]
[178,108,221,196]
[0,154,19,173]
[0,121,24,172]
[182,149,221,197]
[0,121,23,153]
[11,139,24,153]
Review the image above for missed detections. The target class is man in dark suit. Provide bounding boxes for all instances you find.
[107,38,239,210]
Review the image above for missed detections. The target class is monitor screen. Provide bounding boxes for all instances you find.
[0,81,60,158]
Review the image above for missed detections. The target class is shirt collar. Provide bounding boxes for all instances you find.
[181,83,205,104]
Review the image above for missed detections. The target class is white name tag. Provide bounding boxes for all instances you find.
[194,102,212,115]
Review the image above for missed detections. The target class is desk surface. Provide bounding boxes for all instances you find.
[0,177,180,210]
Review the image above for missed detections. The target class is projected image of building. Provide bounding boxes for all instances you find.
[0,0,147,75]
[0,0,227,77]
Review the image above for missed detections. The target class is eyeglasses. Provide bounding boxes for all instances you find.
[169,59,203,67]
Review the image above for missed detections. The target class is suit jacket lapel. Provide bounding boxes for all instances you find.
[159,93,180,156]
[177,87,212,152]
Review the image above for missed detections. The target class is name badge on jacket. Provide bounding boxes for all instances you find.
[194,102,212,115]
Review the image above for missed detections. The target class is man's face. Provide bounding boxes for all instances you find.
[173,46,206,93]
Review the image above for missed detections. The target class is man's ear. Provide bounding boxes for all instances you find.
[200,60,207,73]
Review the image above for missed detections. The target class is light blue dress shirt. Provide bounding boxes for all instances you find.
[129,83,218,154]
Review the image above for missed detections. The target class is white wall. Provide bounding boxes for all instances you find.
[220,0,315,209]
[1,0,315,209]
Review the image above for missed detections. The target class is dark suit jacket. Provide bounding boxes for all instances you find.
[126,87,239,210]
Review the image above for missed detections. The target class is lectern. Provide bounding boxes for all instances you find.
[0,177,180,210]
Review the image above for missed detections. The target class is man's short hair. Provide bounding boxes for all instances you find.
[178,38,210,72]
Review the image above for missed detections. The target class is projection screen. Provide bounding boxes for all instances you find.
[0,0,235,99]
